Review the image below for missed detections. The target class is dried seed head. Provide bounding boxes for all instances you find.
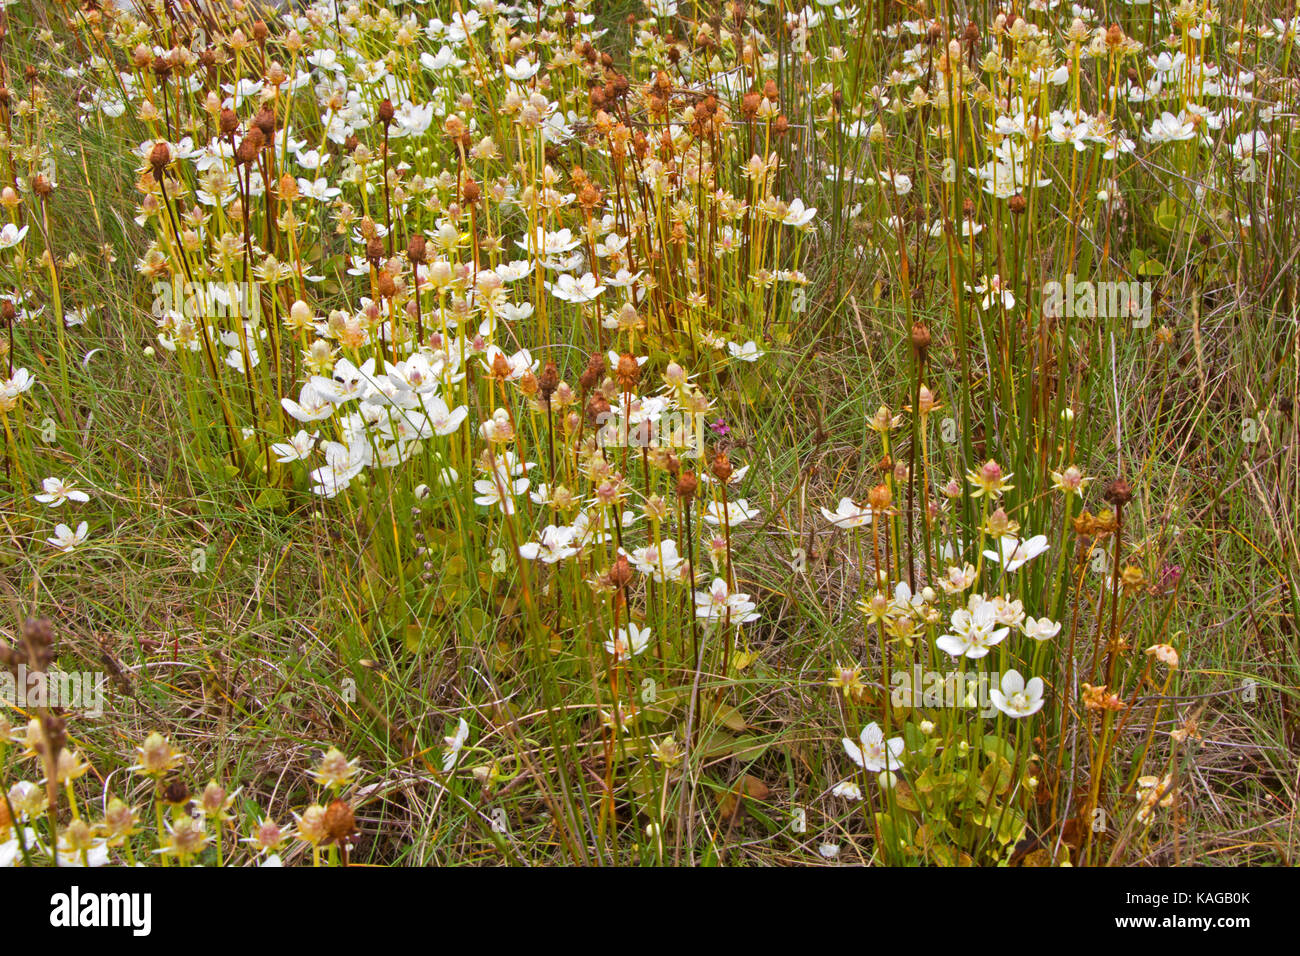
[407,235,427,263]
[323,799,356,844]
[219,107,240,136]
[910,320,931,353]
[579,352,604,392]
[609,554,633,590]
[868,483,892,510]
[377,98,395,125]
[615,352,641,391]
[1008,193,1027,214]
[538,361,560,401]
[676,470,698,501]
[711,452,734,484]
[1103,478,1133,507]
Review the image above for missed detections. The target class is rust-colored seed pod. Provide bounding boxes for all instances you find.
[324,799,356,843]
[763,79,779,100]
[615,352,641,391]
[162,780,190,806]
[32,174,53,198]
[579,352,604,392]
[149,141,171,173]
[585,393,611,426]
[711,452,734,484]
[538,361,560,402]
[492,352,512,381]
[741,92,760,119]
[1008,193,1027,214]
[911,321,931,353]
[253,105,277,138]
[377,98,395,125]
[344,134,360,154]
[462,178,480,204]
[773,114,789,136]
[676,470,698,501]
[407,235,427,264]
[868,483,892,510]
[219,107,240,136]
[963,23,979,45]
[253,19,269,43]
[365,236,384,263]
[609,554,633,590]
[376,272,396,299]
[1103,478,1133,507]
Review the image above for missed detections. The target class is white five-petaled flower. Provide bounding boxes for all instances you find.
[936,599,1011,659]
[820,497,872,528]
[34,477,90,507]
[442,718,470,772]
[47,521,89,553]
[989,669,1046,718]
[604,622,652,661]
[518,525,580,563]
[842,722,904,772]
[1021,616,1062,641]
[982,534,1050,572]
[702,498,759,526]
[726,340,764,362]
[693,577,760,624]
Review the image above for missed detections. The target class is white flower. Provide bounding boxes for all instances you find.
[1143,111,1196,144]
[989,670,1046,718]
[702,498,759,526]
[1021,616,1061,641]
[547,272,605,304]
[519,525,580,563]
[604,622,652,661]
[936,599,1010,659]
[0,223,28,249]
[842,722,904,772]
[270,430,317,463]
[442,718,470,772]
[831,780,863,800]
[47,521,89,553]
[34,477,90,507]
[982,534,1049,572]
[782,198,817,227]
[727,340,764,362]
[820,497,871,528]
[693,577,760,624]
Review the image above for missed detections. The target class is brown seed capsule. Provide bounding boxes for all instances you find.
[1103,478,1133,507]
[407,235,427,264]
[579,352,604,392]
[149,141,171,179]
[377,98,395,125]
[462,178,480,204]
[538,361,560,402]
[219,108,240,136]
[162,780,190,806]
[773,114,789,136]
[1008,193,1027,215]
[676,470,698,502]
[585,393,611,426]
[253,105,277,138]
[32,174,53,198]
[868,483,892,511]
[711,452,734,484]
[323,799,356,844]
[615,353,641,391]
[911,321,931,353]
[365,236,384,263]
[519,370,539,398]
[609,554,633,590]
[376,272,396,299]
[1105,23,1124,48]
[492,352,512,381]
